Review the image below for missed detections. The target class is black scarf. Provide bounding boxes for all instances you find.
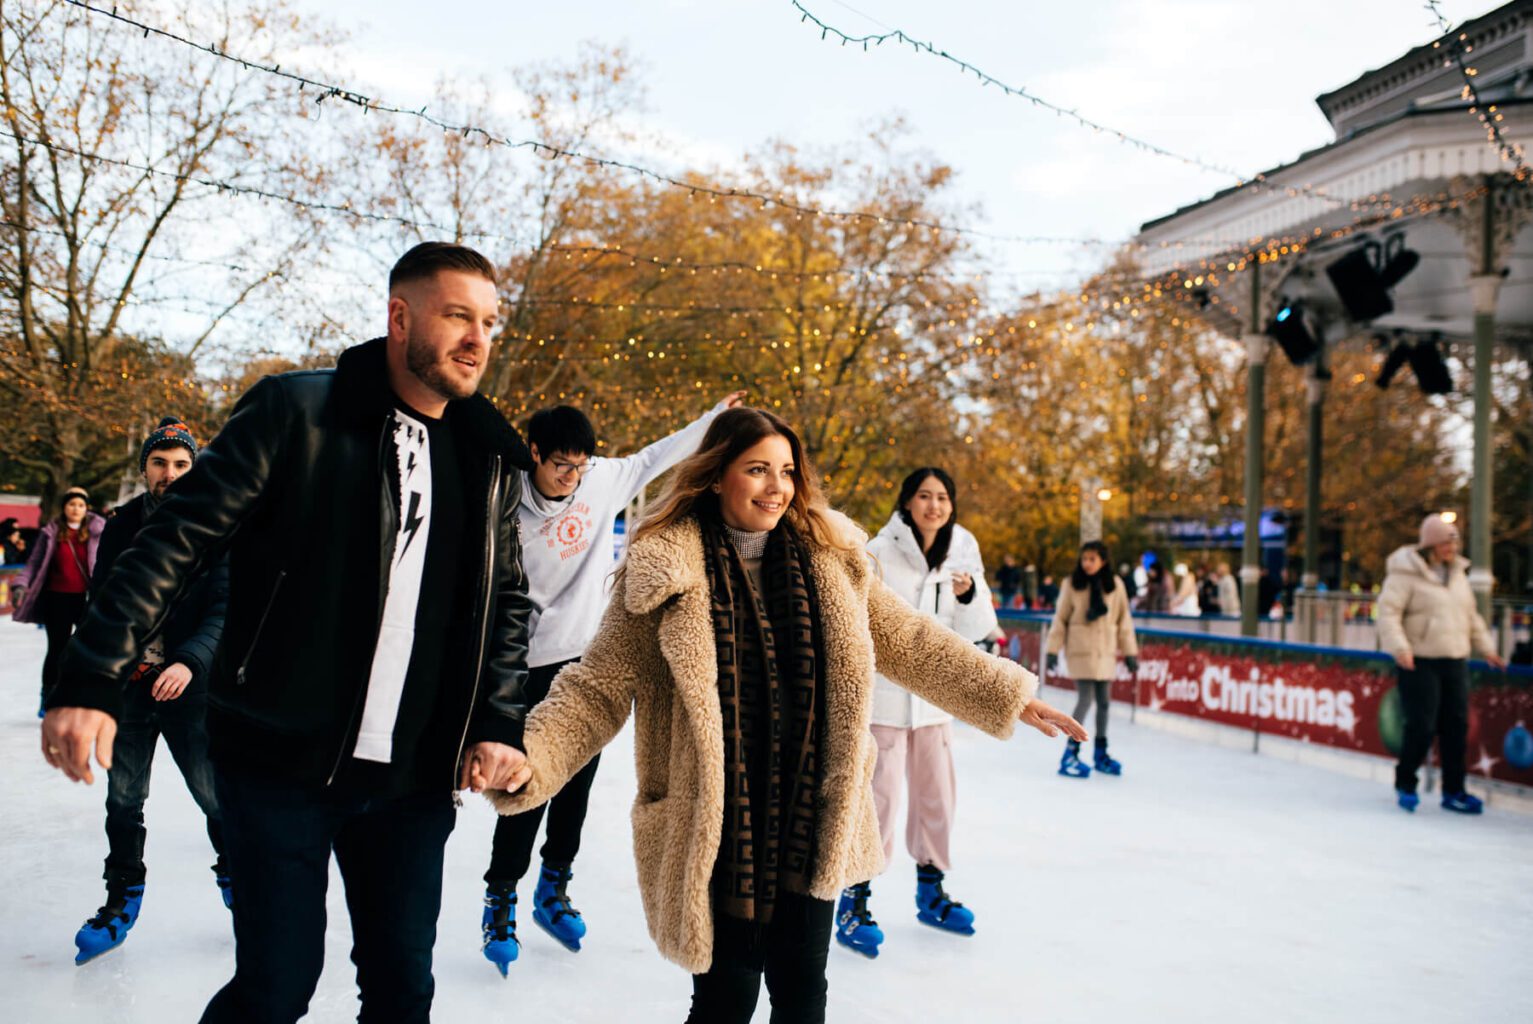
[1085,573,1109,622]
[701,514,823,924]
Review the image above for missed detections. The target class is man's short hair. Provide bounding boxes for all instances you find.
[389,242,496,291]
[527,406,597,460]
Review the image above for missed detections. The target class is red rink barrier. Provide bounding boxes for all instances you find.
[999,617,1533,789]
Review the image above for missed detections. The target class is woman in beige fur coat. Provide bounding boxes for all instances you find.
[489,407,1084,1023]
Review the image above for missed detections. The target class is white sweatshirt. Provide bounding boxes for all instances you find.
[519,402,730,667]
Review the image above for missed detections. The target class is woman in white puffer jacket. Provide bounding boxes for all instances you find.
[835,468,999,960]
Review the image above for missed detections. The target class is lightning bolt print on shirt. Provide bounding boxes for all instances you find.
[354,409,433,763]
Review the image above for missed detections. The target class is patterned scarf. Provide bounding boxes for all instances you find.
[702,514,823,924]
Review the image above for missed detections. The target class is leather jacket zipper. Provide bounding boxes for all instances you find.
[452,453,502,805]
[235,570,287,686]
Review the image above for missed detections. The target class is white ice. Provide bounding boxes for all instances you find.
[2,617,1529,1023]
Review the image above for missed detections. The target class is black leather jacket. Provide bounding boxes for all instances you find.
[89,492,230,688]
[54,338,536,788]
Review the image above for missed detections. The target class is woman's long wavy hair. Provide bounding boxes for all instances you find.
[895,467,957,571]
[625,407,855,556]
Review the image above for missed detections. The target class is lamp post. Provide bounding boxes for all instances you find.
[1080,478,1110,545]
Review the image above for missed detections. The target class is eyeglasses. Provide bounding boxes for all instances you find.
[550,459,593,478]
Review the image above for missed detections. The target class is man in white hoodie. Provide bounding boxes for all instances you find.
[478,390,743,973]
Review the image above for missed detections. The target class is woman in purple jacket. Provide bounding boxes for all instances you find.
[12,488,105,710]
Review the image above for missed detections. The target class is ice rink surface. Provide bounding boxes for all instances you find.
[2,618,1528,1023]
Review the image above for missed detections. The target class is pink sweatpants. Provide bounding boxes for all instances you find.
[869,722,956,873]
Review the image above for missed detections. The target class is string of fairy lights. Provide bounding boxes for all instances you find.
[788,0,1359,211]
[1425,0,1530,180]
[7,1,1524,529]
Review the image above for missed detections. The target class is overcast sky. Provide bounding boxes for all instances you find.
[289,0,1493,291]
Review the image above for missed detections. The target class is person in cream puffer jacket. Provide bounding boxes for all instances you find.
[849,468,1000,953]
[1377,514,1505,814]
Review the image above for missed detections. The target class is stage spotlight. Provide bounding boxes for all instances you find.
[1407,336,1452,395]
[1325,235,1419,323]
[1266,301,1319,365]
[1375,333,1452,395]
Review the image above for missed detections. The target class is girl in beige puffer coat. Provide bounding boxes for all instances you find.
[1047,540,1138,778]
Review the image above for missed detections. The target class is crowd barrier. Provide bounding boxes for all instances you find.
[997,609,1533,791]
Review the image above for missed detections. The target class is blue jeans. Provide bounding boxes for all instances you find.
[104,679,224,887]
[199,768,456,1024]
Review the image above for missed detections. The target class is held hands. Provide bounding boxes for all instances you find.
[721,391,747,410]
[460,741,531,794]
[151,663,193,701]
[1019,698,1088,742]
[41,707,117,784]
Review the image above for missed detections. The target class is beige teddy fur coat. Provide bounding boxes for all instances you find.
[488,509,1038,973]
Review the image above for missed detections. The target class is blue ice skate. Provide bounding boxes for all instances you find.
[1441,791,1484,815]
[1058,739,1091,779]
[1092,739,1123,777]
[74,885,144,965]
[481,884,520,977]
[532,864,586,952]
[834,882,884,959]
[915,865,975,936]
[1396,788,1419,813]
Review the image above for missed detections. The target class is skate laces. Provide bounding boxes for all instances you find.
[539,869,581,923]
[918,873,964,917]
[85,890,138,931]
[842,884,878,926]
[483,890,517,940]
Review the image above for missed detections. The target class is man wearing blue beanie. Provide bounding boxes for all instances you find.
[70,415,232,964]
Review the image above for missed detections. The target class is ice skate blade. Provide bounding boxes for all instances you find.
[532,913,583,952]
[1057,768,1090,779]
[834,937,880,959]
[916,916,975,936]
[74,940,125,966]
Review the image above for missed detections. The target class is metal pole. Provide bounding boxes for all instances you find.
[1470,271,1502,621]
[1301,343,1327,643]
[1240,264,1268,638]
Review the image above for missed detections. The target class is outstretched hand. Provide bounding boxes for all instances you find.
[1019,699,1088,742]
[720,390,747,409]
[460,742,531,794]
[42,707,117,784]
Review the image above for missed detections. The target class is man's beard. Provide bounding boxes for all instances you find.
[406,333,479,401]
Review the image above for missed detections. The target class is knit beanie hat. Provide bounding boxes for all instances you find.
[1419,513,1459,548]
[140,416,198,472]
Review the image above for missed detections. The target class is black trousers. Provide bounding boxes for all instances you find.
[484,658,600,885]
[104,677,226,888]
[200,768,456,1024]
[686,892,835,1024]
[40,590,86,701]
[1395,657,1471,795]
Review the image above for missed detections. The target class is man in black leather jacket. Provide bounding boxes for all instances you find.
[44,242,536,1023]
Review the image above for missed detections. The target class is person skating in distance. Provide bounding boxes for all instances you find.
[1046,540,1139,778]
